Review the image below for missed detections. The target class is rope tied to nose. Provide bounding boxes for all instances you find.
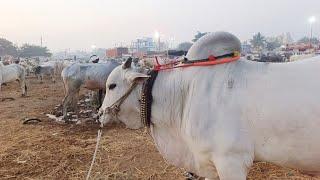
[86,127,102,180]
[104,81,138,118]
[86,82,139,180]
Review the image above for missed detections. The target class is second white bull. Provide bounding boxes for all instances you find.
[61,61,120,120]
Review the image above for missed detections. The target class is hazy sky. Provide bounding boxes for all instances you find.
[1,0,319,51]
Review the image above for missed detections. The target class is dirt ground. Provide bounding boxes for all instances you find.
[0,77,319,180]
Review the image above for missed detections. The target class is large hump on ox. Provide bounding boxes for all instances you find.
[186,31,241,61]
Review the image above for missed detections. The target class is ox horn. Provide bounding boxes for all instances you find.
[122,57,132,69]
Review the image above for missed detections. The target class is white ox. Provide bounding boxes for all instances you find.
[0,62,27,98]
[99,57,320,180]
[61,61,120,119]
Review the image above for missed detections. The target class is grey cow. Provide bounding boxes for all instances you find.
[61,61,120,120]
[34,65,55,83]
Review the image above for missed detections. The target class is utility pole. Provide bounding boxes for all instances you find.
[310,26,313,47]
[308,16,316,48]
[158,36,161,52]
[40,36,43,47]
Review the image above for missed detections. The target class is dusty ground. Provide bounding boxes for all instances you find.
[0,77,319,180]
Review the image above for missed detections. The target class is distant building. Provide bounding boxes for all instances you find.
[106,47,129,58]
[130,37,156,53]
[281,32,294,45]
[241,41,252,55]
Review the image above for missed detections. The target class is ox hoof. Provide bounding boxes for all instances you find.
[65,120,73,124]
[184,172,199,180]
[63,118,73,124]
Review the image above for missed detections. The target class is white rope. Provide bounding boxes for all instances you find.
[86,128,102,180]
[86,82,137,180]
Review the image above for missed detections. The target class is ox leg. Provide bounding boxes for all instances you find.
[62,90,80,121]
[38,74,43,83]
[72,91,80,118]
[212,155,252,180]
[52,73,56,83]
[62,93,73,120]
[20,80,27,97]
[0,83,2,100]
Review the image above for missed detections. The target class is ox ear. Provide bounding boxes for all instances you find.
[126,71,150,83]
[122,57,132,69]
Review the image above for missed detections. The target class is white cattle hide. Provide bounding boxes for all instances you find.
[0,62,27,97]
[99,57,320,179]
[61,61,120,119]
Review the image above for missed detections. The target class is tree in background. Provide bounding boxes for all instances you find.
[19,44,52,58]
[0,38,18,57]
[266,39,282,51]
[176,42,193,51]
[298,37,319,44]
[250,32,266,50]
[192,31,208,42]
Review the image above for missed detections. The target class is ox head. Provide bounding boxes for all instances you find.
[99,58,149,129]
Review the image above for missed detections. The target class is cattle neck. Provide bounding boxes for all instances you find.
[104,55,240,129]
[140,54,240,128]
[140,70,158,127]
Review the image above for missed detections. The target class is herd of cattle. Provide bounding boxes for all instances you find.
[0,58,120,119]
[1,32,320,180]
[0,59,65,97]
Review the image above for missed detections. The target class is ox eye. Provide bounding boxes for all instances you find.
[108,83,117,90]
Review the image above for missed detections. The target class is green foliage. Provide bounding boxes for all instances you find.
[0,38,18,57]
[250,32,266,50]
[19,44,52,58]
[176,42,193,51]
[192,31,208,42]
[0,38,52,58]
[298,37,319,44]
[266,39,282,51]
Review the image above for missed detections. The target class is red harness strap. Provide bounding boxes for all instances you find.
[153,55,240,71]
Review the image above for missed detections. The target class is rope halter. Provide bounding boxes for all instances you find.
[103,81,139,119]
